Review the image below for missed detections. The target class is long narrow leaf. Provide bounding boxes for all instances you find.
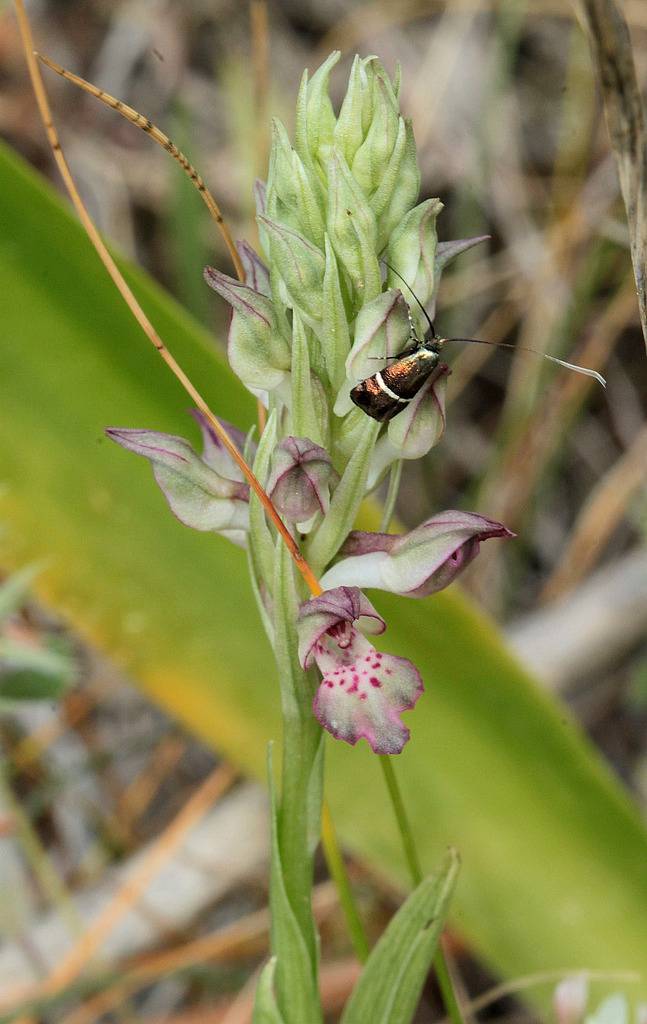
[341,849,459,1024]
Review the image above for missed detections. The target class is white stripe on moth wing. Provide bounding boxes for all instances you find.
[374,371,411,404]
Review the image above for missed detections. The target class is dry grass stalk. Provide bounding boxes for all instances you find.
[5,764,236,1020]
[250,0,270,179]
[577,0,647,351]
[541,421,647,601]
[58,883,339,1024]
[116,734,187,837]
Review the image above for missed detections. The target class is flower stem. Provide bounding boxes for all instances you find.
[379,756,465,1024]
[379,459,403,532]
[379,755,423,884]
[321,800,370,963]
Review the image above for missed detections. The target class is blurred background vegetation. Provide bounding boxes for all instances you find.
[0,0,646,1021]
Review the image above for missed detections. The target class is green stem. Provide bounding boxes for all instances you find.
[379,756,465,1024]
[379,459,403,532]
[321,799,370,962]
[379,755,422,884]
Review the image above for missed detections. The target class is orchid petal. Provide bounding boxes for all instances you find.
[312,627,423,755]
[321,511,513,597]
[106,428,249,534]
[235,240,270,296]
[297,586,385,669]
[387,366,448,459]
[190,410,249,482]
[266,436,338,523]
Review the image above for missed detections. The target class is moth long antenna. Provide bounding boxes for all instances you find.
[444,337,607,388]
[37,51,244,282]
[382,259,436,338]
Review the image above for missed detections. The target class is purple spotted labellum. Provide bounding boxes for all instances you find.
[298,587,423,755]
[320,510,514,596]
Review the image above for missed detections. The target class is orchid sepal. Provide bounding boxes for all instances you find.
[106,425,249,539]
[320,511,514,596]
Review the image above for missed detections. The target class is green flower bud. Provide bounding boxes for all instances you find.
[295,50,340,171]
[333,55,368,164]
[386,197,443,333]
[351,74,400,195]
[373,117,420,250]
[204,268,290,391]
[259,216,325,325]
[267,119,325,246]
[326,148,380,304]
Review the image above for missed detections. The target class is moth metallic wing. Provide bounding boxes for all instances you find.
[350,338,443,422]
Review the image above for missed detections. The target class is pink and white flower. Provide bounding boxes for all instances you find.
[321,510,513,597]
[298,587,423,755]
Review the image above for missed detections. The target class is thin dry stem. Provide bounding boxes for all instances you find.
[250,0,270,178]
[577,0,647,352]
[51,883,338,1024]
[540,421,647,601]
[14,0,321,598]
[4,764,236,1018]
[37,51,245,283]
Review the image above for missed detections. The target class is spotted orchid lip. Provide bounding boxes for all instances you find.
[298,586,423,754]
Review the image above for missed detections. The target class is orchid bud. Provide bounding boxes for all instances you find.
[266,119,324,246]
[326,147,381,304]
[258,216,325,325]
[235,240,270,297]
[204,268,290,391]
[386,365,449,460]
[320,511,513,596]
[372,116,420,251]
[266,437,338,525]
[106,424,249,541]
[386,198,443,330]
[297,586,423,754]
[351,73,400,195]
[295,51,340,169]
[347,289,412,382]
[334,55,370,164]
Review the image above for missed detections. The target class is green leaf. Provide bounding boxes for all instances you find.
[0,637,75,701]
[3,142,647,1004]
[0,564,41,623]
[322,234,351,392]
[306,417,379,574]
[252,958,287,1024]
[266,745,322,1024]
[248,408,279,618]
[272,541,323,965]
[290,313,327,448]
[341,849,459,1024]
